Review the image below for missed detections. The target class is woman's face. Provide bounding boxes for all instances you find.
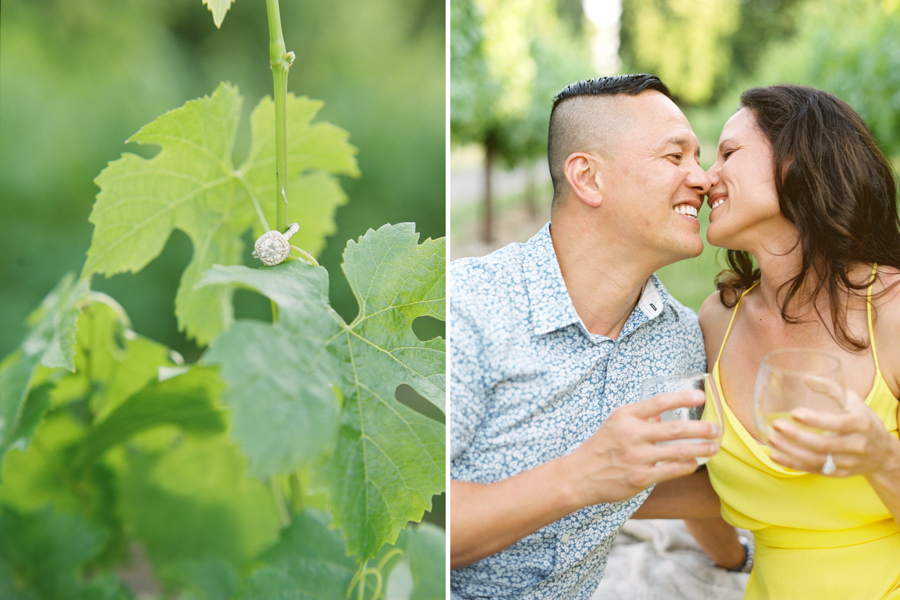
[705,108,791,252]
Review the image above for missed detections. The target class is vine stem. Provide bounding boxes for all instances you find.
[265,0,294,232]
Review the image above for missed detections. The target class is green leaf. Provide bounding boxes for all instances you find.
[340,223,446,411]
[76,366,227,468]
[233,510,357,600]
[202,0,235,28]
[22,273,92,372]
[0,274,90,465]
[399,523,446,600]
[0,412,87,514]
[200,263,343,478]
[83,82,358,345]
[0,409,123,552]
[117,434,281,574]
[374,523,445,600]
[0,505,113,599]
[159,557,238,600]
[199,223,445,559]
[50,295,178,419]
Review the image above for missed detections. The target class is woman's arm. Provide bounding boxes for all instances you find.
[635,468,747,569]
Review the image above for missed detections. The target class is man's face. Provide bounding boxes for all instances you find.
[598,91,710,264]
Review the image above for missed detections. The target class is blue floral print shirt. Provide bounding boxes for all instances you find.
[450,223,706,600]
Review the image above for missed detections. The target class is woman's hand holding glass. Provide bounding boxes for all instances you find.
[753,348,897,478]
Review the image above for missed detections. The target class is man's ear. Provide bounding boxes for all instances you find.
[563,152,604,208]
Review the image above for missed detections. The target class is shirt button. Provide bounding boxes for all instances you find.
[561,533,570,544]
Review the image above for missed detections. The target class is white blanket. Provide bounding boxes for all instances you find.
[591,520,750,600]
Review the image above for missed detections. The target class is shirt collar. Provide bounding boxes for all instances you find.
[521,223,670,337]
[521,223,582,336]
[637,275,665,319]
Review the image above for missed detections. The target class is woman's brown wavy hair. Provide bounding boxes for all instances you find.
[716,84,900,350]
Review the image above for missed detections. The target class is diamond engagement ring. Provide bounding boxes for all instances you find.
[252,222,299,266]
[821,452,836,475]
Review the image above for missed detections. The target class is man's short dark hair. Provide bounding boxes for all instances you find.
[552,74,671,110]
[548,74,671,202]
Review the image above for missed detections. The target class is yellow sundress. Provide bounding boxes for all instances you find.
[706,274,900,599]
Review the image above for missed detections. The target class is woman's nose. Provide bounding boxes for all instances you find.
[706,162,721,185]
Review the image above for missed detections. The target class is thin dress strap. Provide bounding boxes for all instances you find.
[715,282,760,365]
[867,263,880,369]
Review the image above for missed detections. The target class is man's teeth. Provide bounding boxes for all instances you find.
[711,198,726,210]
[674,204,698,217]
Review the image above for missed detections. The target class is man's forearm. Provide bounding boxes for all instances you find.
[451,390,722,569]
[450,457,581,569]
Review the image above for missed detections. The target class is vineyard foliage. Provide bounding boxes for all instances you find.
[0,1,445,598]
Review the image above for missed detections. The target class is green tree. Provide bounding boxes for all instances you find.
[450,0,592,242]
[748,0,900,155]
[619,0,801,105]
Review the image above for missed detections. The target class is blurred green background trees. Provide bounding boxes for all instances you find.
[450,0,900,310]
[1,0,445,362]
[451,0,593,242]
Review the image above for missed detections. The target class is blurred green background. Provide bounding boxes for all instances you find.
[451,0,900,312]
[1,0,445,362]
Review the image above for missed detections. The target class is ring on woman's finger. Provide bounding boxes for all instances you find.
[821,452,836,475]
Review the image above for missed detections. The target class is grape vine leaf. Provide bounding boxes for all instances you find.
[199,223,445,559]
[0,273,89,467]
[76,365,227,469]
[58,295,179,419]
[396,523,446,600]
[202,0,235,28]
[0,505,131,600]
[199,261,342,477]
[159,557,238,600]
[83,82,359,345]
[232,510,357,600]
[118,434,281,575]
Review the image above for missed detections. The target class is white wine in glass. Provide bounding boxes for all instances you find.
[640,373,724,465]
[753,348,846,446]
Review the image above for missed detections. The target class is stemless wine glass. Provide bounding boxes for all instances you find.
[752,348,846,446]
[640,373,725,464]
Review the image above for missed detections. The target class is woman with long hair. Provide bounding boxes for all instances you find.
[698,84,900,598]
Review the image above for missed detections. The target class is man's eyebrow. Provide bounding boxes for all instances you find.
[659,134,700,158]
[660,134,692,148]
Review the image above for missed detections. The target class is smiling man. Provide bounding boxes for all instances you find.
[449,75,723,599]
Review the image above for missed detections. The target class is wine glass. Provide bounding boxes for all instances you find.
[752,348,845,445]
[640,373,725,464]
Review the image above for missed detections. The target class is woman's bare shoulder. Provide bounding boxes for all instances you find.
[699,290,732,328]
[699,290,733,357]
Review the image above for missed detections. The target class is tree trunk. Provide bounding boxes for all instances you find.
[482,133,496,244]
[524,162,537,220]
